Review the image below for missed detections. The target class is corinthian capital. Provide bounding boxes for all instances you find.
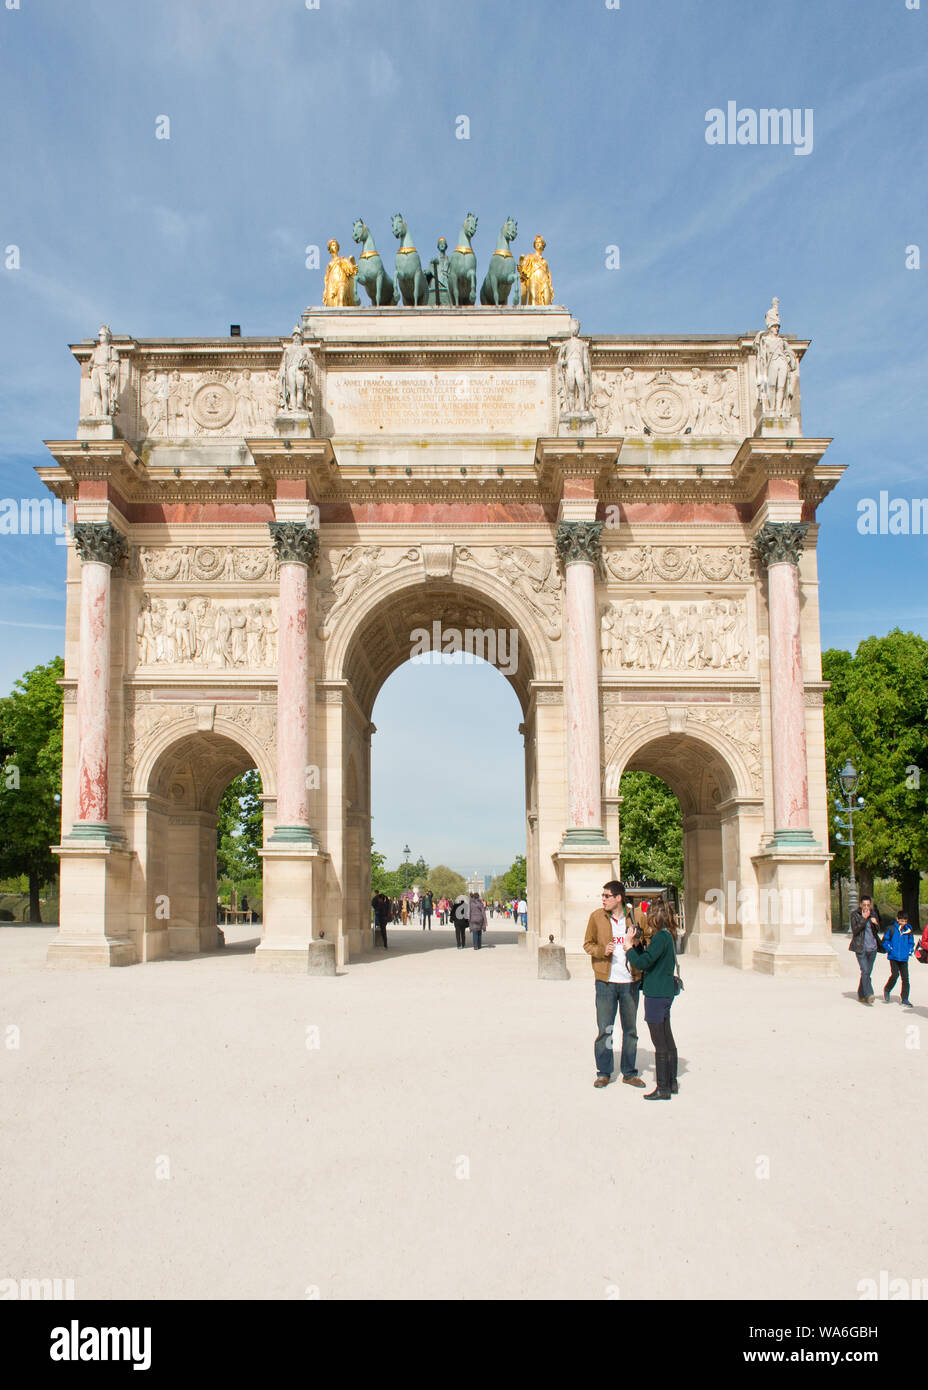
[73,522,128,568]
[555,521,603,570]
[269,521,320,568]
[752,521,808,569]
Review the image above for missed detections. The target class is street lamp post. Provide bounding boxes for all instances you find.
[403,844,411,894]
[834,759,865,931]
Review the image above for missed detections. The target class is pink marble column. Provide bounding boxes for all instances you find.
[70,523,126,839]
[270,523,318,843]
[754,522,813,842]
[556,522,608,844]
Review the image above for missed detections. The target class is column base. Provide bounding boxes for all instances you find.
[48,840,137,968]
[753,943,841,977]
[764,828,819,849]
[552,841,618,956]
[63,822,126,847]
[750,843,837,977]
[255,841,328,972]
[267,825,319,845]
[46,937,138,968]
[560,826,610,847]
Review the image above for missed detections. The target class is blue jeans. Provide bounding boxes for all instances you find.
[594,979,640,1078]
[856,950,877,999]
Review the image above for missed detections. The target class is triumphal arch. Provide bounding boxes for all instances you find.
[39,231,843,976]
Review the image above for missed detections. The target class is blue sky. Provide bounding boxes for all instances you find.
[1,0,926,873]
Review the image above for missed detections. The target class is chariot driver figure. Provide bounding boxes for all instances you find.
[517,234,554,306]
[753,297,799,417]
[322,239,359,307]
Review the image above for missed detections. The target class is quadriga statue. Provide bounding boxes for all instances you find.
[480,217,518,306]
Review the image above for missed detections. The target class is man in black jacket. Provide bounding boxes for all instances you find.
[371,892,391,949]
[848,896,882,1004]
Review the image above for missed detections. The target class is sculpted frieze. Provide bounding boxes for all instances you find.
[133,545,279,583]
[136,595,278,670]
[316,545,420,637]
[140,367,278,439]
[591,366,741,438]
[457,545,562,639]
[602,543,754,584]
[600,598,749,672]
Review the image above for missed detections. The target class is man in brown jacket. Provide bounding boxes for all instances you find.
[583,880,645,1089]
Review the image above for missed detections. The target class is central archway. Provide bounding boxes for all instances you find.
[319,563,554,961]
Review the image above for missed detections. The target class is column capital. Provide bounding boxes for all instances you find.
[269,521,320,568]
[555,520,603,570]
[752,520,808,569]
[72,521,128,568]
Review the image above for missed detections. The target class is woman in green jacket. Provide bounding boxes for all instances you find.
[625,899,679,1101]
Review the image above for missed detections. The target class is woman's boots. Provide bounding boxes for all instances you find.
[644,1052,673,1100]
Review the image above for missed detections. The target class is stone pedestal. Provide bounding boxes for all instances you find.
[750,845,838,977]
[557,413,597,438]
[538,940,569,979]
[253,843,328,973]
[76,417,118,440]
[274,412,314,439]
[47,842,137,968]
[552,844,616,961]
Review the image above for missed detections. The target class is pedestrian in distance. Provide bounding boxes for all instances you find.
[371,892,390,949]
[468,892,487,949]
[882,909,915,1009]
[583,880,646,1090]
[401,897,408,925]
[422,890,433,931]
[848,895,882,1004]
[452,894,469,948]
[625,899,681,1100]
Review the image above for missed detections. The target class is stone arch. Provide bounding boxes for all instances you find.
[322,560,558,717]
[132,712,276,803]
[320,565,553,957]
[605,720,765,965]
[135,725,267,959]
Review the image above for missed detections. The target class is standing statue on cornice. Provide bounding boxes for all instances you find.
[427,237,453,306]
[89,324,120,417]
[278,327,312,413]
[322,239,359,307]
[517,234,554,306]
[557,319,592,416]
[753,297,799,417]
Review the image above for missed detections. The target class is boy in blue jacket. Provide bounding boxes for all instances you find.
[882,910,914,1009]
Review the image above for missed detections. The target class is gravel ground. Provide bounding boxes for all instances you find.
[1,922,924,1301]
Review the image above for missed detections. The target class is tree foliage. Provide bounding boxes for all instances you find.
[823,631,928,920]
[618,771,684,889]
[0,657,64,921]
[216,770,263,882]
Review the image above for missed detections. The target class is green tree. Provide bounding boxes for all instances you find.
[424,864,466,900]
[216,770,263,882]
[0,657,64,922]
[617,771,684,889]
[370,842,389,895]
[502,855,526,899]
[823,631,928,923]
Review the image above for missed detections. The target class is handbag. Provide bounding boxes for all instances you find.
[915,943,928,965]
[673,943,684,995]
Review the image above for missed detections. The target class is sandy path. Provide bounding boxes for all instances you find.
[1,924,924,1300]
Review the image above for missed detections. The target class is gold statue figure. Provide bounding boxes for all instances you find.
[517,234,554,306]
[323,239,359,307]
